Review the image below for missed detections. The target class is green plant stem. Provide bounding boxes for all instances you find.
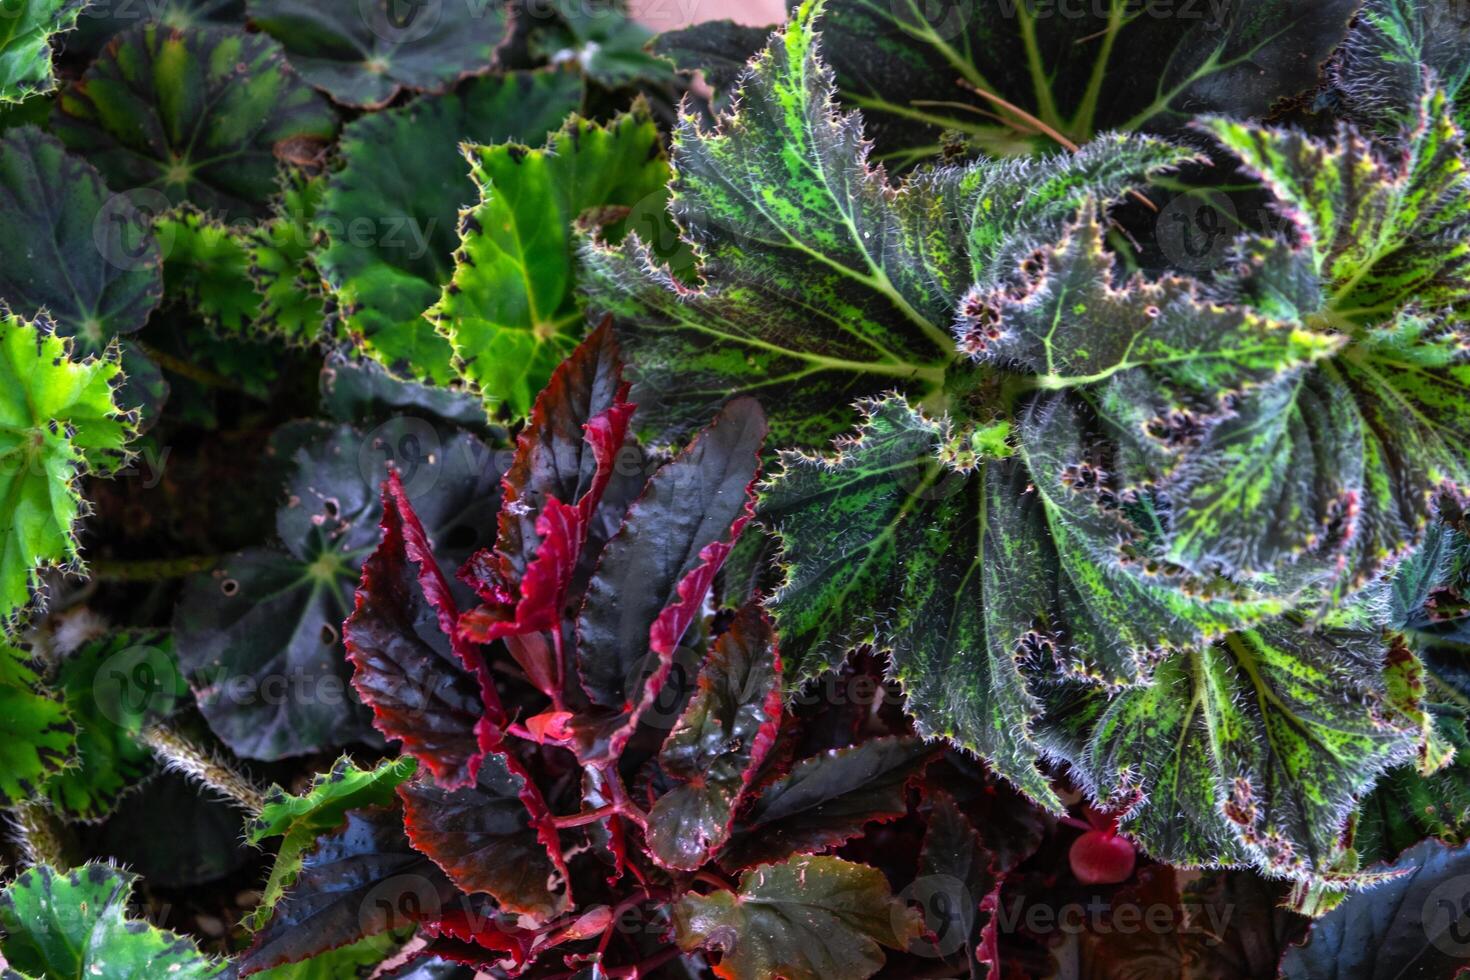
[88,555,221,582]
[130,340,254,394]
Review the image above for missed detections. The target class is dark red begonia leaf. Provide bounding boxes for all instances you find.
[574,396,767,759]
[914,791,999,977]
[457,320,642,705]
[346,472,503,789]
[398,753,571,920]
[646,603,783,870]
[240,804,455,975]
[718,735,935,871]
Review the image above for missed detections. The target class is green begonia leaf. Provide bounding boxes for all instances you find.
[245,755,419,931]
[249,0,510,109]
[1144,91,1470,590]
[69,0,243,57]
[1040,622,1420,879]
[0,312,134,630]
[0,863,222,978]
[796,0,1358,164]
[673,854,923,980]
[157,206,257,333]
[583,0,1195,450]
[430,108,671,418]
[247,170,329,345]
[0,640,75,806]
[0,126,162,355]
[0,0,85,103]
[44,631,189,820]
[314,70,583,382]
[53,24,339,221]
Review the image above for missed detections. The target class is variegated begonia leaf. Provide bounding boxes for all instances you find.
[430,108,672,419]
[44,631,190,821]
[0,312,135,631]
[0,864,223,979]
[1131,91,1470,592]
[583,0,1196,451]
[0,0,85,103]
[314,70,583,382]
[1330,0,1470,138]
[248,0,510,109]
[1037,621,1420,880]
[53,25,338,221]
[659,0,1357,165]
[762,395,1288,808]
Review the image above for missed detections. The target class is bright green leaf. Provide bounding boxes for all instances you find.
[431,108,672,418]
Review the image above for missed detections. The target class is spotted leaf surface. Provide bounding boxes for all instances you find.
[763,396,1281,807]
[1151,94,1470,589]
[0,864,222,979]
[431,109,671,418]
[175,421,498,761]
[53,25,338,221]
[314,71,582,382]
[583,0,1191,450]
[1040,623,1420,880]
[1331,0,1470,138]
[673,854,923,980]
